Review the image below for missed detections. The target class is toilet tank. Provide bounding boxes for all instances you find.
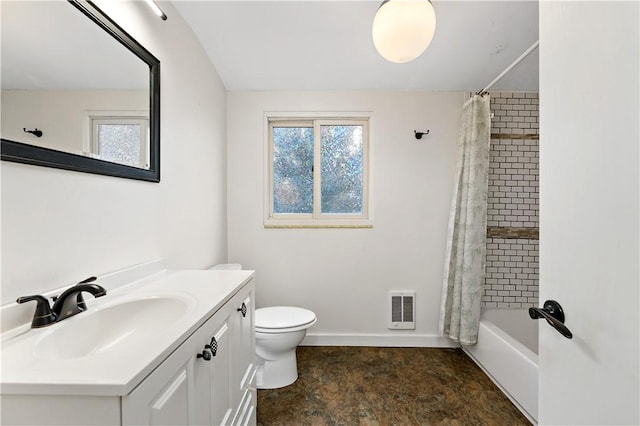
[209,263,242,271]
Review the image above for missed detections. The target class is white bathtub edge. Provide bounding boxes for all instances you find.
[464,310,539,425]
[464,345,537,425]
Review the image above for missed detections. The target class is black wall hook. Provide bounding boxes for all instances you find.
[23,128,43,138]
[414,130,430,140]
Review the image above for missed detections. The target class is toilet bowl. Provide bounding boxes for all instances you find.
[255,306,316,389]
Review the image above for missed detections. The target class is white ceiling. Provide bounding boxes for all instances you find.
[173,0,539,92]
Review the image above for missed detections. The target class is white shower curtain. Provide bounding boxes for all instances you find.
[439,94,491,345]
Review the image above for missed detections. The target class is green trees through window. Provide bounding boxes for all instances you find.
[269,118,369,225]
[273,126,314,213]
[320,124,363,214]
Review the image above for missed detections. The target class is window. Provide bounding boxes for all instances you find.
[83,111,149,169]
[266,117,371,227]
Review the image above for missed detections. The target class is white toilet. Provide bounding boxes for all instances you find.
[208,264,316,389]
[255,306,316,389]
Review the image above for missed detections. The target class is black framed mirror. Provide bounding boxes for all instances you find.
[1,0,160,182]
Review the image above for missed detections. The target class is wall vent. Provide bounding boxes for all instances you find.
[388,291,415,330]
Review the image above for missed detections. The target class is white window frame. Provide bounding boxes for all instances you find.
[265,112,372,228]
[82,110,149,168]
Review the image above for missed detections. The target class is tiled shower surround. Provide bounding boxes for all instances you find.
[483,92,539,308]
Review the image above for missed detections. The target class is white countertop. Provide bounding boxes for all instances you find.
[1,269,254,396]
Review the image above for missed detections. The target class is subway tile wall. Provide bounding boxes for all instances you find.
[486,138,538,228]
[485,238,539,307]
[484,92,539,308]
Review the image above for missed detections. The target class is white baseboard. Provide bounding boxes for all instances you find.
[301,333,459,348]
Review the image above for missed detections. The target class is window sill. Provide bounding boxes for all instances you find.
[264,218,373,229]
[264,224,373,229]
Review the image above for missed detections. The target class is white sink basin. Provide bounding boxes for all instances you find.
[36,296,189,359]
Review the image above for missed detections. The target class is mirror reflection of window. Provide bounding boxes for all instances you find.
[1,1,150,169]
[82,111,150,169]
[91,118,149,168]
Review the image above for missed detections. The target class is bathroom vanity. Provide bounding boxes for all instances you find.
[1,266,256,425]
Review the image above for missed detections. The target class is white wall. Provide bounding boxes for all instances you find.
[1,1,228,304]
[227,91,464,346]
[1,89,147,153]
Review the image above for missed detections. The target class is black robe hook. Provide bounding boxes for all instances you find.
[23,128,43,138]
[414,130,430,140]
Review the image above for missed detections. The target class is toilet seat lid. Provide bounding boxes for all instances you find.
[255,306,316,330]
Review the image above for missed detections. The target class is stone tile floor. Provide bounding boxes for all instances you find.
[257,346,530,425]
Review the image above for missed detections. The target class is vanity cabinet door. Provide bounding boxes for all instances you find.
[209,319,233,425]
[210,284,255,425]
[237,292,255,389]
[134,364,192,425]
[121,341,202,425]
[230,289,256,424]
[122,307,229,426]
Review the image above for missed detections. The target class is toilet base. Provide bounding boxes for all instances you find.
[256,349,298,389]
[254,306,317,389]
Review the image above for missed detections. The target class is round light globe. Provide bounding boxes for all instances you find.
[372,0,436,64]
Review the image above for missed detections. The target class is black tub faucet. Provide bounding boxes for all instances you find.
[17,278,107,328]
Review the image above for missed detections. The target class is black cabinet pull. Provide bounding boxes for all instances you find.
[237,302,247,318]
[208,337,218,356]
[197,349,211,361]
[529,300,573,339]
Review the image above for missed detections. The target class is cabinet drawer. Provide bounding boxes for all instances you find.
[232,389,255,426]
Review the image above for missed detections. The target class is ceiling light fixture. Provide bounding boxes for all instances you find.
[372,0,436,64]
[144,0,167,21]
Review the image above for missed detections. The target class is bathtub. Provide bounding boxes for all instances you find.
[463,309,538,424]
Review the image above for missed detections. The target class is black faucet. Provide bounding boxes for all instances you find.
[52,282,107,321]
[17,277,107,328]
[52,276,98,311]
